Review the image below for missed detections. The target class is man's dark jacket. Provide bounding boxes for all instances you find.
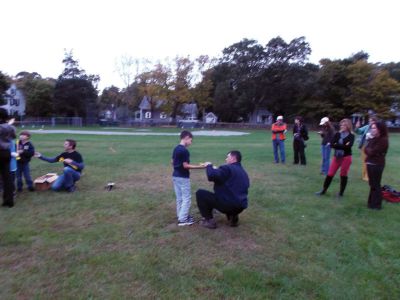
[206,162,250,208]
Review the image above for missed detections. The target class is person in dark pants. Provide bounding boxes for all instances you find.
[293,116,309,165]
[0,108,16,207]
[196,150,250,229]
[364,121,389,210]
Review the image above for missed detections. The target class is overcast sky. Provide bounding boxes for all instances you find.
[1,0,399,90]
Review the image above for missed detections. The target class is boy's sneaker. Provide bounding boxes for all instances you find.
[178,215,195,226]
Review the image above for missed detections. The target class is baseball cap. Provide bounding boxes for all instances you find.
[319,117,329,125]
[277,116,283,121]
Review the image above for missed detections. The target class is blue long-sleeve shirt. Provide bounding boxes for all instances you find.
[206,162,250,208]
[39,151,85,173]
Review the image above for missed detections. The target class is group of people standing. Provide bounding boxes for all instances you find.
[271,115,309,165]
[270,114,389,210]
[316,116,389,210]
[0,108,85,208]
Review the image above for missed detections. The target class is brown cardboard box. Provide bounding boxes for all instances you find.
[34,173,58,191]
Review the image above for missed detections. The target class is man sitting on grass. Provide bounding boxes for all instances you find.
[196,150,250,229]
[35,139,84,192]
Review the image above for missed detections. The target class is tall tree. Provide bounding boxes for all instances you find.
[15,72,55,117]
[168,56,195,120]
[209,36,314,121]
[260,36,313,116]
[53,50,100,118]
[308,54,400,120]
[0,71,11,105]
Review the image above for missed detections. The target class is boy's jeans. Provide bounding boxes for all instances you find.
[52,167,81,191]
[173,176,191,222]
[17,162,33,190]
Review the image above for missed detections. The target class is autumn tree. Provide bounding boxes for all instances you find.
[136,62,171,117]
[308,53,400,120]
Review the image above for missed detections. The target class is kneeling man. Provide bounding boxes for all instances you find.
[35,139,84,192]
[196,150,250,229]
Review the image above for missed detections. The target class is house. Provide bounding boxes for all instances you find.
[1,83,26,116]
[204,112,217,124]
[248,108,273,125]
[180,102,198,120]
[135,96,168,122]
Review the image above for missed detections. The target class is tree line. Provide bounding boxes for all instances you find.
[1,37,400,123]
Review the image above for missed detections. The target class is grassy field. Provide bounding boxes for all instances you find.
[1,128,400,299]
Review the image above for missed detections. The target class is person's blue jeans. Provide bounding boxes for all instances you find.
[272,139,285,163]
[17,162,33,190]
[321,144,331,175]
[173,176,191,222]
[52,167,81,191]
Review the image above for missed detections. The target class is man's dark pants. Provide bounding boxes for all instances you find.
[196,189,243,219]
[0,149,14,207]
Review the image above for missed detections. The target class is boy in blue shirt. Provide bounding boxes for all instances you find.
[171,131,205,226]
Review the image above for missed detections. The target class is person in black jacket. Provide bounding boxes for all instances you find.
[0,108,17,207]
[316,118,355,197]
[196,150,250,229]
[293,116,309,165]
[364,121,389,210]
[16,131,35,192]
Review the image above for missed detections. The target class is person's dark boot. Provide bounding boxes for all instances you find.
[200,218,217,229]
[315,176,333,196]
[337,176,348,197]
[230,214,239,227]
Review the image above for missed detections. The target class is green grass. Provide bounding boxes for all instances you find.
[1,129,400,299]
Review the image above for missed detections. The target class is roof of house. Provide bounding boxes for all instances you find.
[138,96,165,110]
[205,112,217,118]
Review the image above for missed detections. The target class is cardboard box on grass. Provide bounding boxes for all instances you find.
[34,173,58,191]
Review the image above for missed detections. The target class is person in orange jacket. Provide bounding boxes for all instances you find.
[271,115,287,163]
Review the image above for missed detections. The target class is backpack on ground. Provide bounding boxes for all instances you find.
[382,185,400,203]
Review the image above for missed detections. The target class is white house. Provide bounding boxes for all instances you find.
[1,83,26,116]
[204,112,217,123]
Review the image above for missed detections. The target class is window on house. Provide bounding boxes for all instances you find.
[145,112,152,119]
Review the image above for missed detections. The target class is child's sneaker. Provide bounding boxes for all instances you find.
[178,215,195,226]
